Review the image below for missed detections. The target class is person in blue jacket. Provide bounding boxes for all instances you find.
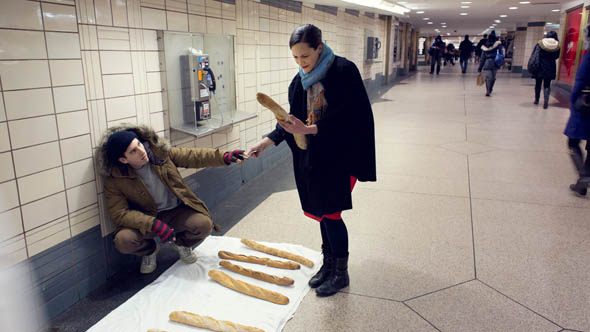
[564,25,590,196]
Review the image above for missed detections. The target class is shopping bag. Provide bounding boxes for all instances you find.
[476,73,484,86]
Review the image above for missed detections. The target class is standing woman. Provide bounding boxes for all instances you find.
[564,25,590,196]
[478,30,503,96]
[531,31,560,109]
[246,24,376,297]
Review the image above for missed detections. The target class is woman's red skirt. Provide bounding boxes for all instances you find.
[303,176,357,222]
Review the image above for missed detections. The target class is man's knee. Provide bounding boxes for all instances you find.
[114,229,142,254]
[186,213,213,236]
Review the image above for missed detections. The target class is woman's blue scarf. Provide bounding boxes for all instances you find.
[299,43,335,90]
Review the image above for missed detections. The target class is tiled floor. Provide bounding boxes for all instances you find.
[50,63,590,331]
[222,64,590,332]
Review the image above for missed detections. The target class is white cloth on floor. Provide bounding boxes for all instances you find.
[87,236,321,332]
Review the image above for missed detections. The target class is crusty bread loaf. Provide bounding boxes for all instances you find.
[241,239,314,268]
[146,329,167,332]
[218,250,300,270]
[169,311,264,332]
[219,260,294,286]
[256,92,307,150]
[208,270,290,305]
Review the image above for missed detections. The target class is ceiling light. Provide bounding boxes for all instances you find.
[499,15,507,17]
[461,1,472,3]
[509,7,518,10]
[519,1,530,4]
[423,17,430,20]
[416,11,425,14]
[428,22,433,24]
[460,12,468,15]
[461,5,469,8]
[340,0,411,15]
[489,26,494,28]
[446,33,451,35]
[494,20,501,23]
[552,9,560,12]
[546,22,552,25]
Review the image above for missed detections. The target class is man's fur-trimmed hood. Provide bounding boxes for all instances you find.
[481,40,502,52]
[96,123,170,176]
[538,38,560,52]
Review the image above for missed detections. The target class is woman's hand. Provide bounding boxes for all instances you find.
[246,137,274,158]
[278,115,317,135]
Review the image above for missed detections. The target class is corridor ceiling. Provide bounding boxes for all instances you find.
[307,0,570,36]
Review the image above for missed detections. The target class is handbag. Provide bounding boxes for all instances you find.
[476,73,484,86]
[495,51,505,68]
[573,87,590,115]
[527,45,541,75]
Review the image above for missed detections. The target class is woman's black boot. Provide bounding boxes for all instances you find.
[534,86,541,104]
[308,245,334,288]
[316,255,349,297]
[543,88,550,109]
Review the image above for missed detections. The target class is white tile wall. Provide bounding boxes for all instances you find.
[46,32,82,59]
[0,180,19,212]
[0,208,23,242]
[112,0,129,27]
[167,11,189,32]
[26,217,70,256]
[103,74,135,97]
[0,152,14,183]
[0,61,51,90]
[17,167,64,205]
[100,51,133,74]
[42,3,78,32]
[94,0,114,26]
[63,158,95,188]
[4,88,55,120]
[0,94,5,122]
[21,192,68,231]
[8,115,58,150]
[0,30,47,60]
[60,134,93,164]
[0,123,10,152]
[12,142,62,178]
[0,1,43,30]
[53,85,87,113]
[66,181,97,212]
[145,52,161,72]
[57,110,91,138]
[146,72,162,93]
[105,96,137,121]
[142,7,167,30]
[70,204,100,236]
[50,60,85,86]
[189,14,207,33]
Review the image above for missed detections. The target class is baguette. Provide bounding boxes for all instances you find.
[256,92,307,150]
[219,260,294,286]
[169,310,264,332]
[241,238,314,268]
[147,329,167,332]
[208,270,290,305]
[218,250,300,270]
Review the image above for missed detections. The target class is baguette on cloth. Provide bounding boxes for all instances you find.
[241,239,314,268]
[219,260,294,286]
[169,310,264,332]
[208,270,290,305]
[218,250,300,270]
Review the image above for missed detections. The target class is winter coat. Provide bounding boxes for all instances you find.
[532,38,560,80]
[478,40,503,71]
[475,38,487,56]
[267,56,376,217]
[430,40,446,59]
[564,53,590,140]
[97,124,227,235]
[459,40,473,58]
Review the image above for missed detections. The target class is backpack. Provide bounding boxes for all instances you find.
[494,49,505,68]
[527,45,541,75]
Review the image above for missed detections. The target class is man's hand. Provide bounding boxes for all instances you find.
[223,149,245,165]
[152,219,174,243]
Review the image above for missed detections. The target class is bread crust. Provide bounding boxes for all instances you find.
[208,270,290,305]
[241,239,314,268]
[218,250,300,270]
[169,311,265,332]
[256,92,307,150]
[219,260,294,286]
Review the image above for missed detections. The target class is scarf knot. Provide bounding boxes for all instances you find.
[299,43,335,90]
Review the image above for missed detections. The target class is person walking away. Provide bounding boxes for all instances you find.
[459,35,474,73]
[445,43,456,66]
[530,31,560,109]
[246,24,376,297]
[478,31,503,96]
[429,35,445,75]
[564,25,590,196]
[475,34,488,64]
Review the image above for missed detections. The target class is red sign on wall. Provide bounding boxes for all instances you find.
[558,7,583,85]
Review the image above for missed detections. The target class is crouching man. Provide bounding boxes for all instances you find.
[98,125,244,274]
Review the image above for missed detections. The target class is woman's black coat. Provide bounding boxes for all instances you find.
[267,56,376,217]
[532,39,560,80]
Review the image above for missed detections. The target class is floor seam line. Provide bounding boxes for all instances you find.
[477,279,565,329]
[470,196,590,210]
[402,302,443,332]
[402,279,475,302]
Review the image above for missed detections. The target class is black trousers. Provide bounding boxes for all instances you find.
[535,78,551,90]
[430,57,441,74]
[320,218,349,258]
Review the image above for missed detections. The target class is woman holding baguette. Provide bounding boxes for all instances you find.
[246,24,376,297]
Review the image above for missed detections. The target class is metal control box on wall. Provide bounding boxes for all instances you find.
[180,54,212,123]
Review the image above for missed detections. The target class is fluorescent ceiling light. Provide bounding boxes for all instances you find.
[461,1,472,3]
[494,20,501,23]
[446,33,451,35]
[423,17,430,20]
[489,26,494,28]
[340,0,411,15]
[461,5,469,8]
[499,15,507,17]
[546,22,552,25]
[519,1,530,4]
[416,11,424,14]
[552,9,560,12]
[460,12,468,15]
[428,22,433,24]
[509,7,518,10]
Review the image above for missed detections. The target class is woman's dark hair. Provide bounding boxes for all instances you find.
[289,24,322,49]
[488,30,498,43]
[546,31,559,41]
[435,35,442,41]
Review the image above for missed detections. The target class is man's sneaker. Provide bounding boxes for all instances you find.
[170,242,197,264]
[140,243,160,274]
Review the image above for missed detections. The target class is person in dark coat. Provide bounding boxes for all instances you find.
[475,34,488,63]
[478,30,503,96]
[530,31,560,108]
[459,35,474,73]
[444,43,456,66]
[564,25,590,196]
[246,24,376,297]
[429,35,446,75]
